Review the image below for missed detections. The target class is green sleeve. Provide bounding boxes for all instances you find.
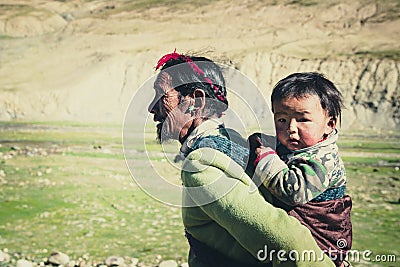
[182,148,335,267]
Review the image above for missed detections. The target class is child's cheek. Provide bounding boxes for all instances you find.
[300,133,317,147]
[275,124,286,135]
[275,128,286,143]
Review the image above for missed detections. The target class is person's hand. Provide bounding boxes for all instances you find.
[254,145,276,166]
[246,133,277,175]
[248,133,276,149]
[248,133,262,150]
[255,146,274,156]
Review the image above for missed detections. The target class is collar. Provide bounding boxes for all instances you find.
[180,119,224,158]
[287,128,339,155]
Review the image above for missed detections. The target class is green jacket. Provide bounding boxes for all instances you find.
[182,147,335,267]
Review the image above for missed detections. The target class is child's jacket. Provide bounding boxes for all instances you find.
[254,129,346,205]
[254,130,352,266]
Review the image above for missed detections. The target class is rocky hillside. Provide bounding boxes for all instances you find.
[0,0,399,131]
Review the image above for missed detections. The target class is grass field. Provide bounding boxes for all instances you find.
[0,122,399,266]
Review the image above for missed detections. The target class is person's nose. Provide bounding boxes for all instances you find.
[287,118,297,134]
[148,97,159,114]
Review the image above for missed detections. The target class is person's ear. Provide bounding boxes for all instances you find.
[192,89,206,111]
[325,117,337,134]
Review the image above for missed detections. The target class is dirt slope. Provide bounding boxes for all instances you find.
[0,0,399,131]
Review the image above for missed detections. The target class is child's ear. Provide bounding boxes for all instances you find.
[325,117,337,134]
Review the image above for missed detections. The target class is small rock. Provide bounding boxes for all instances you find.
[16,259,33,267]
[48,251,70,266]
[3,154,12,160]
[61,13,74,22]
[105,256,124,267]
[0,250,11,263]
[130,258,139,266]
[159,260,178,267]
[77,259,86,267]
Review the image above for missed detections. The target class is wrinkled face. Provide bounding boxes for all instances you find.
[273,94,335,151]
[148,72,193,143]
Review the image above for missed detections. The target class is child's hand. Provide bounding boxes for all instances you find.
[254,146,277,166]
[255,146,274,156]
[247,132,277,170]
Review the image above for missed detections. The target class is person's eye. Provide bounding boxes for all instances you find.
[298,118,310,122]
[277,118,286,123]
[160,94,169,101]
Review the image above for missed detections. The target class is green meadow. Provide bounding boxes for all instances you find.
[0,122,398,266]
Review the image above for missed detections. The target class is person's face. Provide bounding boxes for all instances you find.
[148,72,193,143]
[273,94,335,151]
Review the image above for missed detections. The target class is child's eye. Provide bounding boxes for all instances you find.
[298,118,310,122]
[277,118,286,123]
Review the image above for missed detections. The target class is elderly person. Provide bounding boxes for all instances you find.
[148,51,335,267]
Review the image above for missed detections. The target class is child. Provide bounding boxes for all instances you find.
[252,72,352,267]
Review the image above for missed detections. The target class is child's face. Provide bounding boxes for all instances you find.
[273,94,335,151]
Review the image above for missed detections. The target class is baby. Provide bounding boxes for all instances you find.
[253,72,352,267]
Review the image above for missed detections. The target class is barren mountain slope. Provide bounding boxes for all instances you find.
[0,0,399,130]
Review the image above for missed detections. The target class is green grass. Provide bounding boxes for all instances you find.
[0,123,187,265]
[0,122,399,266]
[354,50,400,61]
[286,0,318,6]
[346,165,399,266]
[337,137,400,266]
[0,35,15,40]
[85,0,217,19]
[339,139,400,150]
[0,122,122,145]
[0,3,54,20]
[342,156,399,166]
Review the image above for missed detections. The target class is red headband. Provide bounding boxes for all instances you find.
[155,49,226,101]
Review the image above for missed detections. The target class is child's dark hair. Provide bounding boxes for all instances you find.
[271,72,343,120]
